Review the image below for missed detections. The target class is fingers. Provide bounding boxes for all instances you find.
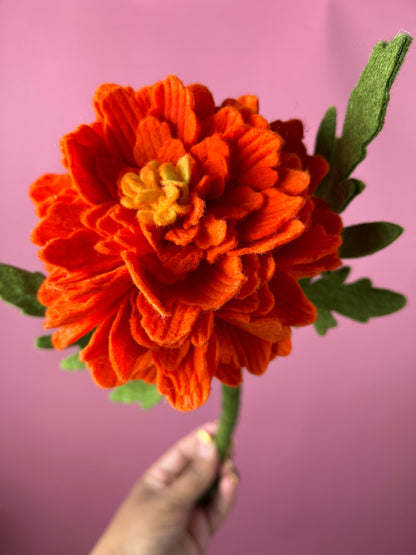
[205,458,239,533]
[166,428,220,509]
[141,422,218,491]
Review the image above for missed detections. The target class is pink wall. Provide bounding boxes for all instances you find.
[1,0,415,553]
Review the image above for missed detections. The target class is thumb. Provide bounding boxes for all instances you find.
[167,429,219,509]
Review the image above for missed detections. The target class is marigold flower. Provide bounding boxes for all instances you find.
[30,75,342,411]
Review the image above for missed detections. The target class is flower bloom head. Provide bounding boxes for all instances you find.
[30,75,342,411]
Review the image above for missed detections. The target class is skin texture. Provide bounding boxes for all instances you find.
[90,422,238,555]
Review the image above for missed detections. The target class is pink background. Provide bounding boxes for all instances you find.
[1,0,415,553]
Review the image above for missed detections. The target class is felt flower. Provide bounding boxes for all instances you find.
[30,75,342,411]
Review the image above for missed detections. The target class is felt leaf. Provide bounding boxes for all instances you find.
[314,106,337,162]
[339,222,403,258]
[300,266,407,324]
[110,381,163,409]
[315,33,412,212]
[35,334,53,349]
[60,353,86,371]
[313,308,338,336]
[336,33,412,180]
[0,263,46,316]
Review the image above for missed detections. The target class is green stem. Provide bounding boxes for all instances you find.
[199,384,241,505]
[215,384,241,461]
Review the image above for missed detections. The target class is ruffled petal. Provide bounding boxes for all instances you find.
[93,84,145,166]
[109,296,147,381]
[269,271,317,326]
[151,75,199,146]
[31,199,87,246]
[134,116,173,167]
[190,135,230,199]
[30,174,73,217]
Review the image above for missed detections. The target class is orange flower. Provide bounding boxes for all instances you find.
[30,75,342,411]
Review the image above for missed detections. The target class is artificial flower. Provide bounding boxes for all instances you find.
[30,75,342,411]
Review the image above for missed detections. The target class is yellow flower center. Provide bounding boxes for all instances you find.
[120,154,192,226]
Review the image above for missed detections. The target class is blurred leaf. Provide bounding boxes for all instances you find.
[340,222,403,258]
[60,353,86,371]
[313,309,338,336]
[300,266,407,329]
[35,334,53,349]
[0,263,45,316]
[314,106,337,162]
[110,381,163,409]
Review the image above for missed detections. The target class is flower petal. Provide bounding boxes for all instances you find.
[109,296,147,382]
[190,135,230,199]
[138,295,201,346]
[233,218,305,256]
[151,75,199,146]
[230,127,282,190]
[269,271,317,326]
[61,124,121,203]
[188,83,216,120]
[93,84,145,166]
[30,174,73,217]
[156,338,217,410]
[134,116,173,168]
[238,188,305,242]
[31,199,87,247]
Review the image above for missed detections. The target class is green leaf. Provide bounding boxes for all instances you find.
[60,353,86,371]
[335,33,412,181]
[301,266,407,324]
[313,308,338,336]
[0,263,46,316]
[35,334,53,349]
[340,222,403,258]
[110,381,163,409]
[314,106,337,162]
[318,177,366,214]
[314,33,412,212]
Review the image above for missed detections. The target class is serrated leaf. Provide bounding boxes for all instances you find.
[60,353,86,371]
[0,263,46,316]
[319,177,366,214]
[35,334,53,349]
[313,308,337,336]
[335,33,412,181]
[340,222,403,258]
[315,106,337,161]
[110,381,163,409]
[300,267,407,323]
[314,33,412,212]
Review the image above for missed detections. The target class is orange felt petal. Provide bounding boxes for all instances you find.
[93,84,145,166]
[174,255,246,310]
[231,127,281,190]
[80,309,121,388]
[190,135,229,199]
[158,243,203,275]
[238,188,305,242]
[153,341,190,373]
[138,295,201,346]
[215,320,272,376]
[156,339,216,411]
[237,95,259,113]
[215,364,242,387]
[156,138,187,165]
[109,296,147,382]
[191,310,214,347]
[269,271,317,326]
[30,174,73,217]
[278,168,310,195]
[134,116,173,167]
[202,106,245,139]
[61,124,119,204]
[187,83,216,121]
[31,199,86,246]
[218,307,285,342]
[51,312,104,350]
[209,185,265,221]
[39,229,107,271]
[165,225,199,246]
[233,218,305,256]
[194,213,227,249]
[152,75,198,146]
[183,195,206,229]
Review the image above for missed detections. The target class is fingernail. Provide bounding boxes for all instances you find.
[223,458,235,473]
[197,429,215,458]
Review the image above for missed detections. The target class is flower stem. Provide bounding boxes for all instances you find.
[199,384,241,505]
[214,384,241,461]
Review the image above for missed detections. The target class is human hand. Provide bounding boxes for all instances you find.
[90,422,239,555]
